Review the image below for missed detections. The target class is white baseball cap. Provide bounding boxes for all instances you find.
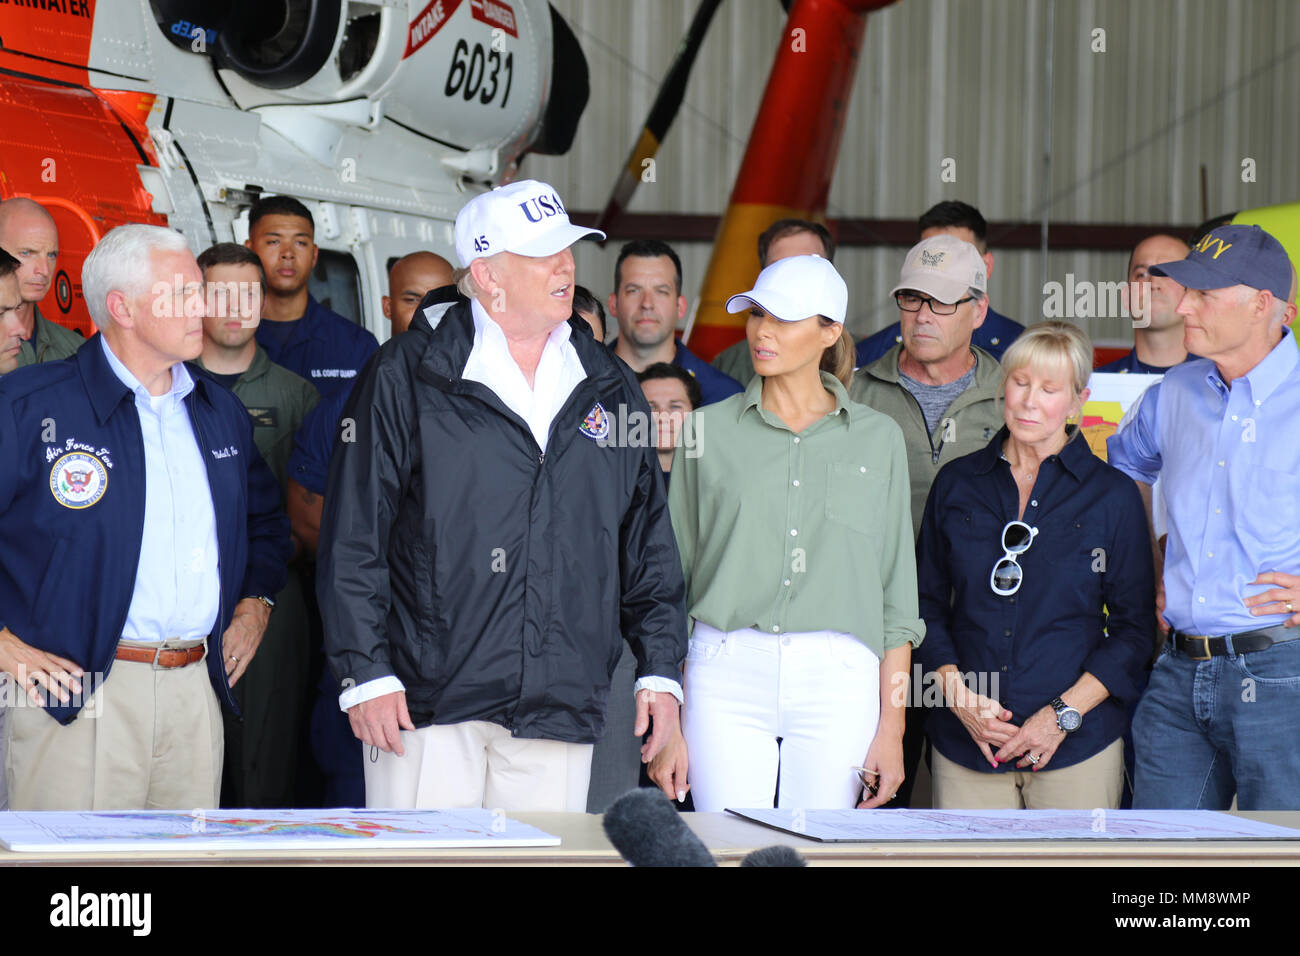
[724,255,848,323]
[453,179,604,267]
[890,234,987,303]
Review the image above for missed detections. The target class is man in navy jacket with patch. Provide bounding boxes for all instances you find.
[0,225,290,810]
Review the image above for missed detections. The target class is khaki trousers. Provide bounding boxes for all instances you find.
[3,641,223,810]
[363,719,593,811]
[931,738,1124,810]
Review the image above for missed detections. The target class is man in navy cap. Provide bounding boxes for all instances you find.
[1109,223,1300,809]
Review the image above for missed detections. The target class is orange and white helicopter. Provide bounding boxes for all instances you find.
[0,0,906,360]
[0,0,593,339]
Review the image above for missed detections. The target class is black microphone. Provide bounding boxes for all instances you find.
[602,789,717,867]
[740,845,807,867]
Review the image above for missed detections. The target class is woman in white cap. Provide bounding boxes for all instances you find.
[651,255,924,811]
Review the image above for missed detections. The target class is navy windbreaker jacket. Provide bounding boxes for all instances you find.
[0,339,291,723]
[318,298,688,743]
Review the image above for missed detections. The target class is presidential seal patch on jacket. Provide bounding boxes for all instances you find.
[578,402,610,442]
[49,452,108,509]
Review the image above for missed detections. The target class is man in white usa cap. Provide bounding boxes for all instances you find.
[318,180,689,810]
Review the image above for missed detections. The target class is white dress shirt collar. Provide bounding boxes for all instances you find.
[100,335,195,409]
[462,298,586,453]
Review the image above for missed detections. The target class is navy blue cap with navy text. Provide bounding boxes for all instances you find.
[1150,224,1292,300]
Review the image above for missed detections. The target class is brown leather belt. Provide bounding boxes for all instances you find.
[114,644,206,668]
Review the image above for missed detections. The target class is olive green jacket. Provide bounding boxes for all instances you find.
[196,346,319,502]
[848,344,1005,539]
[16,307,85,368]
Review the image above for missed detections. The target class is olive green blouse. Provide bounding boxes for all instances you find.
[668,371,925,658]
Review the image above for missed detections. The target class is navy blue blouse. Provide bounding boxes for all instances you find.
[915,427,1155,773]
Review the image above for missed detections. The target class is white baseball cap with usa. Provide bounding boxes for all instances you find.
[453,179,605,267]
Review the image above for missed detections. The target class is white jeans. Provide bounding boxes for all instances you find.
[683,624,880,812]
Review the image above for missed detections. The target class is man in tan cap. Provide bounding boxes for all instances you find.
[849,233,1006,808]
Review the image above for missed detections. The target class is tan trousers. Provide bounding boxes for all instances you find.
[931,738,1125,810]
[3,641,223,810]
[363,719,593,811]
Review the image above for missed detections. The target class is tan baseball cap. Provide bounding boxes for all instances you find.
[890,234,987,304]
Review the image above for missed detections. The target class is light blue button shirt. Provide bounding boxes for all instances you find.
[1108,335,1300,635]
[100,337,220,643]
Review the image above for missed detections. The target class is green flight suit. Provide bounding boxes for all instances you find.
[199,346,319,808]
[16,306,85,367]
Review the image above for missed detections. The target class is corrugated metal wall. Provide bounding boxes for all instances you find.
[524,0,1300,346]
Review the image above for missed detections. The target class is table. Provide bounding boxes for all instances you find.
[3,811,1300,866]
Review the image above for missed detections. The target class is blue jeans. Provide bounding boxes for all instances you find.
[1133,638,1300,810]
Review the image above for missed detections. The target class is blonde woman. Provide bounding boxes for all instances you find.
[651,255,923,811]
[915,321,1154,809]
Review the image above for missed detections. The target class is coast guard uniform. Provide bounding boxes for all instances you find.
[256,295,378,400]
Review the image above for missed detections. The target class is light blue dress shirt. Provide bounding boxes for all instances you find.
[1108,335,1300,635]
[100,337,220,643]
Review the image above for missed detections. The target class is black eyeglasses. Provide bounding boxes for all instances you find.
[895,292,975,316]
[990,520,1038,596]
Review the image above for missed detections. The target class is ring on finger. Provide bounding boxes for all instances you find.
[1027,753,1040,765]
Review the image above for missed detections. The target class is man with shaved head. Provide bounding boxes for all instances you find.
[383,251,455,336]
[1097,234,1196,374]
[0,198,84,367]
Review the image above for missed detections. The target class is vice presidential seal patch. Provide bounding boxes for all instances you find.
[578,402,610,442]
[50,452,108,509]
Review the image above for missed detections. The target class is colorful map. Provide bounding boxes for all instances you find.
[0,809,560,852]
